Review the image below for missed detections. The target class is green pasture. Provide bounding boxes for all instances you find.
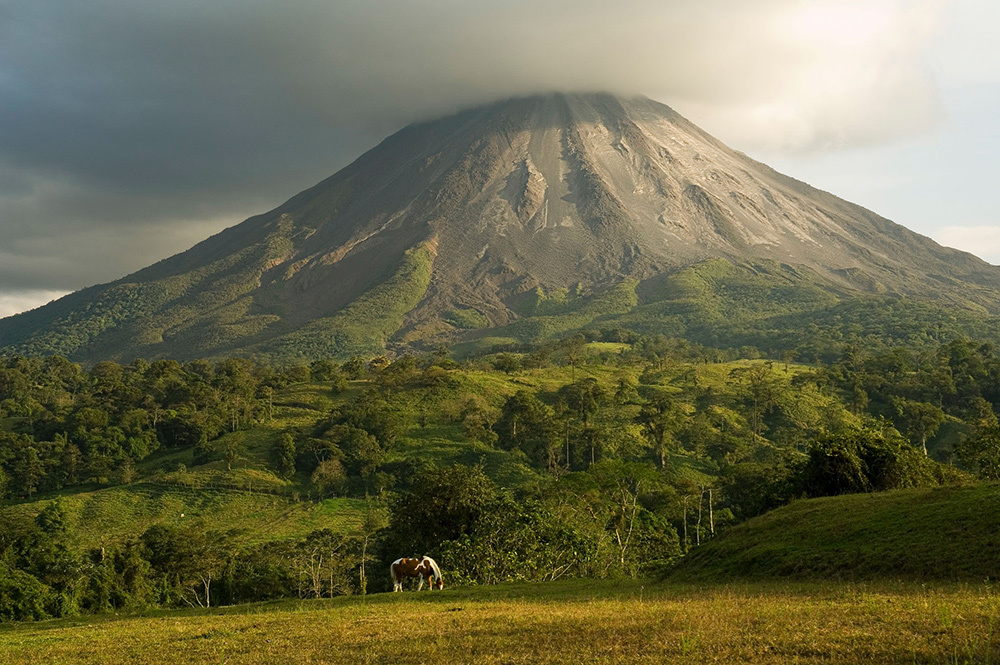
[1,578,997,664]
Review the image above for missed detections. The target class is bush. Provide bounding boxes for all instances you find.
[0,563,51,622]
[799,421,942,496]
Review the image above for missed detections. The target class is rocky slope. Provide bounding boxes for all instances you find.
[2,93,999,361]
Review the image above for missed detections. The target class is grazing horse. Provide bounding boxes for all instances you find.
[391,556,444,592]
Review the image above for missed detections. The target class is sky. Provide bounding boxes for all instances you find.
[1,0,998,318]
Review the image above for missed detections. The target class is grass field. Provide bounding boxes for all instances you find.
[677,484,1000,582]
[1,579,998,664]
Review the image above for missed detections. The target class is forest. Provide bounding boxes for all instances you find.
[1,330,998,621]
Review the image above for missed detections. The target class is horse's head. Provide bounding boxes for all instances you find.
[419,555,444,590]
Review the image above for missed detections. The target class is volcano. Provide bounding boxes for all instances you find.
[3,93,999,362]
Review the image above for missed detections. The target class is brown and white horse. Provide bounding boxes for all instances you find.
[390,556,443,592]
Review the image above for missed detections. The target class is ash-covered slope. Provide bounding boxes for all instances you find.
[3,93,999,361]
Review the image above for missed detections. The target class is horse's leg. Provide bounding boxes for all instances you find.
[417,574,425,592]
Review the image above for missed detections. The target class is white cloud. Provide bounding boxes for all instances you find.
[932,225,1000,265]
[0,0,964,297]
[0,290,69,319]
[267,0,948,153]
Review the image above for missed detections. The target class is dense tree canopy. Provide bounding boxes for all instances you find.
[2,330,998,620]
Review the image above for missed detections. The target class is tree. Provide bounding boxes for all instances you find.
[273,433,297,478]
[140,525,225,608]
[311,458,348,497]
[0,563,51,621]
[553,462,680,576]
[375,356,417,397]
[35,500,69,536]
[720,461,797,520]
[358,507,388,595]
[560,335,587,381]
[799,422,939,496]
[636,394,684,468]
[390,465,588,585]
[340,427,383,482]
[221,433,244,471]
[586,461,660,569]
[892,397,945,456]
[330,391,403,451]
[955,426,1000,480]
[156,414,210,449]
[559,378,606,468]
[341,357,366,380]
[491,353,522,374]
[729,363,780,446]
[387,465,498,555]
[4,434,44,498]
[459,396,499,447]
[295,436,345,476]
[294,529,357,598]
[613,377,640,406]
[560,378,605,430]
[495,391,561,470]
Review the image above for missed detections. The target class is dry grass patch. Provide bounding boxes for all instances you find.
[2,580,999,664]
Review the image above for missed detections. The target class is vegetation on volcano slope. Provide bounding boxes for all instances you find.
[451,260,1000,364]
[0,229,300,361]
[5,253,1000,366]
[256,242,435,361]
[2,333,1000,621]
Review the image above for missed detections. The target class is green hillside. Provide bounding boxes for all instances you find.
[674,483,1000,581]
[452,260,1000,363]
[0,484,368,552]
[5,255,1000,365]
[3,334,1000,622]
[568,260,1000,361]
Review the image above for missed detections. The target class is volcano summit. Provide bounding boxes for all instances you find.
[3,93,999,362]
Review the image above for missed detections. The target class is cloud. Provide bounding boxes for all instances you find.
[933,226,1000,265]
[0,290,69,320]
[0,0,952,310]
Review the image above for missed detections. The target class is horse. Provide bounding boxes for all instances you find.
[390,556,444,592]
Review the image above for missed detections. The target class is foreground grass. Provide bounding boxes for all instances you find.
[2,579,999,664]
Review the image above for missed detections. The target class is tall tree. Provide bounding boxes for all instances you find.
[636,394,684,468]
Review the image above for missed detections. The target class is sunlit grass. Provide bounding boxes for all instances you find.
[2,579,998,664]
[679,484,1000,582]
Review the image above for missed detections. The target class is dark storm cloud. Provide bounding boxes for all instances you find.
[0,0,944,308]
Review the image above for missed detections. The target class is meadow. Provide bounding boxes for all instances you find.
[1,578,998,664]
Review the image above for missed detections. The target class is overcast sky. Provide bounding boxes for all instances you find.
[1,0,998,318]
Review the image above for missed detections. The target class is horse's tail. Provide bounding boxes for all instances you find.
[390,558,400,584]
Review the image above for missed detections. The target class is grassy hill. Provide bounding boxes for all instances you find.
[0,483,368,552]
[674,483,1000,581]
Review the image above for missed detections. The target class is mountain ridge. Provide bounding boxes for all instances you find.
[2,92,999,362]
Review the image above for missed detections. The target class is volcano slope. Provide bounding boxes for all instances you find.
[3,93,1000,362]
